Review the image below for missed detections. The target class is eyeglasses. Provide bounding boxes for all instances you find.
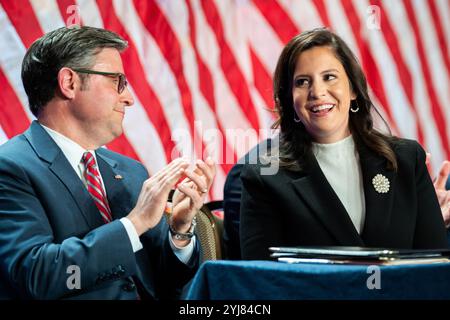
[72,68,128,94]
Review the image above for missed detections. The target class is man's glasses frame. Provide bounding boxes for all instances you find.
[71,68,128,94]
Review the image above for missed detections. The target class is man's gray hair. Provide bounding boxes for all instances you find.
[21,26,128,117]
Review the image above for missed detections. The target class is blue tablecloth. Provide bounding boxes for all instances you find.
[186,260,450,300]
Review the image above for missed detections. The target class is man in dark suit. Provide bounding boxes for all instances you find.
[0,26,215,299]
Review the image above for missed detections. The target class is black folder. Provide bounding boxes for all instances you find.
[269,246,450,265]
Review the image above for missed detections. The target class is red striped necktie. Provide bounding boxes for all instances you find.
[82,152,113,223]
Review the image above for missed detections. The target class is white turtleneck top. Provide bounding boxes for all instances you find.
[312,135,366,234]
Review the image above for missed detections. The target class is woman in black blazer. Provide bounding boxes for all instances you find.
[240,28,448,260]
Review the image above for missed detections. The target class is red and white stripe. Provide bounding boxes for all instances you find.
[83,151,113,223]
[0,0,448,199]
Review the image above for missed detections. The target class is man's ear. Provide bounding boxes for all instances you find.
[57,67,77,99]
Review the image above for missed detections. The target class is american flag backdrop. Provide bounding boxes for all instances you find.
[0,0,448,200]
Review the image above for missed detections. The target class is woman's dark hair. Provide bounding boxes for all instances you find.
[21,26,128,117]
[272,28,398,171]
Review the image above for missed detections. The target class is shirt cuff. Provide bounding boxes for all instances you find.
[168,231,196,265]
[120,217,143,253]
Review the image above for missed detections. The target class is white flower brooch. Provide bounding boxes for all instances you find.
[372,174,390,194]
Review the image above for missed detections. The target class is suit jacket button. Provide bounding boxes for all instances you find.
[122,282,136,292]
[113,265,125,277]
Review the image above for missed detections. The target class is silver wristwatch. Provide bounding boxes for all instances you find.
[169,216,197,241]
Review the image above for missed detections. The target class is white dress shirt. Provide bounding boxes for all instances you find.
[312,135,366,234]
[41,124,195,264]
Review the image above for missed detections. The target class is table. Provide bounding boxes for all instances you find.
[186,260,450,300]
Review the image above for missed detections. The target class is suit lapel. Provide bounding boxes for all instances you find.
[49,153,104,227]
[96,151,132,220]
[96,151,155,296]
[25,121,104,228]
[358,144,396,245]
[291,155,365,246]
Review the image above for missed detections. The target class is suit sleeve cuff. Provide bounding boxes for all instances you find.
[120,217,143,252]
[168,231,196,264]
